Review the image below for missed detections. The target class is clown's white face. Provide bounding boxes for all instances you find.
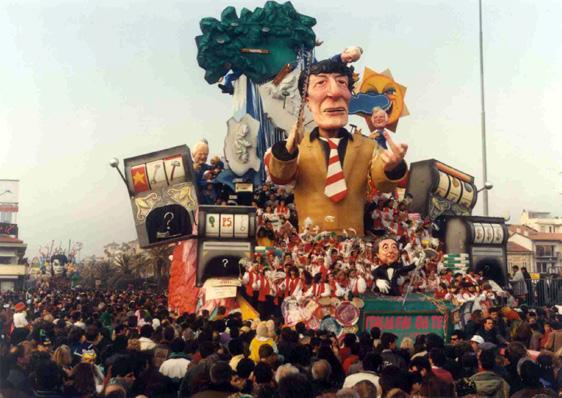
[377,239,399,265]
[306,73,351,136]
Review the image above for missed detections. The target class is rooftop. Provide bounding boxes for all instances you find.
[507,242,533,253]
[529,233,562,242]
[508,224,538,236]
[0,235,23,244]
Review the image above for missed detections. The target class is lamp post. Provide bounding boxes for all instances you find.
[479,0,490,216]
[109,158,132,195]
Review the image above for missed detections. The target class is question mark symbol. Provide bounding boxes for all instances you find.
[164,212,174,230]
[209,216,215,228]
[222,258,228,268]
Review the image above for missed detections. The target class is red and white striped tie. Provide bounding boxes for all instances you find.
[321,137,348,202]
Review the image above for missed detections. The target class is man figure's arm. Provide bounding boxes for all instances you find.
[370,131,408,192]
[265,124,300,185]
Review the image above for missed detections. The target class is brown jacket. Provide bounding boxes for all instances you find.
[268,129,405,235]
[546,329,562,353]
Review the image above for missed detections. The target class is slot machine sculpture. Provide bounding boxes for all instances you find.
[122,145,198,248]
[196,205,257,286]
[433,215,509,286]
[405,159,478,220]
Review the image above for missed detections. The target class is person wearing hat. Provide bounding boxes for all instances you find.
[470,335,485,353]
[12,301,28,329]
[249,321,277,364]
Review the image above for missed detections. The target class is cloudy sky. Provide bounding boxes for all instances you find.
[1,0,561,259]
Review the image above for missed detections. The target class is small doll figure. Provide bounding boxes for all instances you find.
[368,107,392,150]
[371,237,415,296]
[331,46,363,64]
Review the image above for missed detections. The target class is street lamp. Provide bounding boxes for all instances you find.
[109,158,132,195]
[477,181,494,193]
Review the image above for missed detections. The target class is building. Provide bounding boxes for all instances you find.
[508,224,562,275]
[521,210,562,233]
[506,241,533,275]
[0,179,27,291]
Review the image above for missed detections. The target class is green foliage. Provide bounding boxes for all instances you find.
[195,1,316,84]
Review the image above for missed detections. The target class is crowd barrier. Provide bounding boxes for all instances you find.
[511,278,562,307]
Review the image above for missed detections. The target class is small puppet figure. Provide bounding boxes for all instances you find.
[371,237,415,296]
[331,46,363,64]
[368,106,391,150]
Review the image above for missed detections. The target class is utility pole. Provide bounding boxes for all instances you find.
[479,0,489,216]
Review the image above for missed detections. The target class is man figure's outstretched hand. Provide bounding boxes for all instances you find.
[285,123,303,154]
[380,131,408,172]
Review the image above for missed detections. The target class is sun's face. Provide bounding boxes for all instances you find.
[358,68,407,126]
[358,68,408,130]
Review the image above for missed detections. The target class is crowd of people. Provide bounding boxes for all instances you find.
[1,287,562,397]
[1,150,559,397]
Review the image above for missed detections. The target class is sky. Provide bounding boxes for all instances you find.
[1,0,561,259]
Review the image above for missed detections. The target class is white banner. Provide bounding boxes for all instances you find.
[205,285,237,301]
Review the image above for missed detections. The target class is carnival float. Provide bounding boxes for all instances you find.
[111,1,510,342]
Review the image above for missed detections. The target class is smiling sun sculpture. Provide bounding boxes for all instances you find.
[349,67,409,133]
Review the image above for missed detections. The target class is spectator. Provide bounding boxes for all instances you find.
[311,359,336,396]
[352,380,377,398]
[511,359,557,398]
[477,317,505,346]
[233,358,254,394]
[66,362,98,397]
[5,341,33,393]
[191,361,238,398]
[469,349,509,398]
[343,352,381,393]
[138,324,156,351]
[380,333,406,371]
[31,360,64,398]
[159,337,190,382]
[108,355,136,395]
[429,348,454,384]
[278,372,313,398]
